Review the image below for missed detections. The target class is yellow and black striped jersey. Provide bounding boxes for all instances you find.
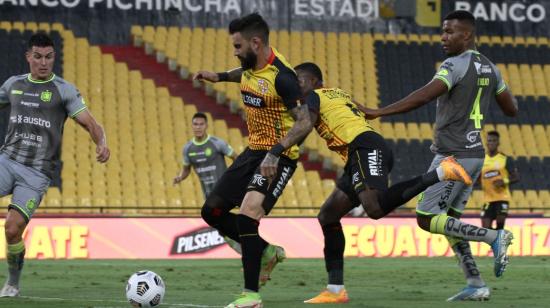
[481,153,514,203]
[240,48,301,160]
[305,88,376,162]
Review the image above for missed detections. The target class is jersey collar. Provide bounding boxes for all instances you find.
[192,134,210,146]
[27,73,55,84]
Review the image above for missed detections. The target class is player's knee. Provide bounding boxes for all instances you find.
[358,190,384,219]
[416,215,431,231]
[4,221,22,243]
[200,204,223,227]
[317,209,334,226]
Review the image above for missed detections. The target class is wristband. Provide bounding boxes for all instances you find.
[217,72,229,82]
[503,178,510,185]
[269,143,285,157]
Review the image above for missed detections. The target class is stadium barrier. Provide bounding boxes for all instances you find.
[1,217,549,259]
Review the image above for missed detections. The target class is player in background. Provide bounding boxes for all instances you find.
[0,33,110,297]
[361,10,518,301]
[193,13,313,308]
[294,62,471,304]
[173,112,238,197]
[173,112,241,253]
[480,131,519,230]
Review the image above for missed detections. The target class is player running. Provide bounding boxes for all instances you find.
[0,33,110,297]
[362,10,518,301]
[294,62,472,304]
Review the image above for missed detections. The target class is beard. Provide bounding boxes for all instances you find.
[238,50,257,70]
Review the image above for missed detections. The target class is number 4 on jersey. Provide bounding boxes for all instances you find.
[470,88,484,129]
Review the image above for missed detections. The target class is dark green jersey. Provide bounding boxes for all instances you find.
[0,74,87,178]
[432,50,506,158]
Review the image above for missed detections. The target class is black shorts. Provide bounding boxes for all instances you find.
[336,131,394,206]
[208,147,297,215]
[481,201,509,219]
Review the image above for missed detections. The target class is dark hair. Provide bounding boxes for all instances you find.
[192,112,208,122]
[444,10,476,28]
[487,131,500,138]
[294,62,323,82]
[28,32,54,50]
[229,13,269,43]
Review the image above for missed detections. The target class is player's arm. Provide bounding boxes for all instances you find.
[0,77,15,109]
[261,73,313,179]
[358,79,447,119]
[193,67,243,83]
[74,110,110,163]
[495,89,518,117]
[173,165,191,185]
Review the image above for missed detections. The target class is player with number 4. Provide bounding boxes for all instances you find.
[361,11,518,301]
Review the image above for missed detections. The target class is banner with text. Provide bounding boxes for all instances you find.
[0,217,548,259]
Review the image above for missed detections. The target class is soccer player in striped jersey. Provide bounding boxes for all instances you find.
[193,13,313,308]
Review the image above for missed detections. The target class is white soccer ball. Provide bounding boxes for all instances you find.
[125,270,165,307]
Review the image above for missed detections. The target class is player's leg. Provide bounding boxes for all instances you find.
[417,156,513,278]
[349,133,471,219]
[201,150,253,243]
[304,186,354,304]
[2,162,49,297]
[226,156,295,308]
[480,203,495,229]
[495,202,509,230]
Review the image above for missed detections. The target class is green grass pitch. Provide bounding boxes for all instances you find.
[0,257,548,307]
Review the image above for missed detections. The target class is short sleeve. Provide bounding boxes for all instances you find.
[505,156,516,174]
[182,143,191,166]
[0,76,16,105]
[275,71,301,110]
[304,91,321,115]
[212,137,234,156]
[494,65,507,95]
[60,82,87,118]
[433,56,467,91]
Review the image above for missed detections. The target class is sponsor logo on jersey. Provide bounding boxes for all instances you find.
[13,115,51,128]
[11,89,23,95]
[466,130,481,143]
[195,165,217,174]
[40,90,52,103]
[241,91,266,108]
[20,101,40,108]
[170,227,225,254]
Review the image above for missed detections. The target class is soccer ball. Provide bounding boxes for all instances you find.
[125,270,165,307]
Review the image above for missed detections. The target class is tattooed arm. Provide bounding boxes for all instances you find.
[260,104,313,179]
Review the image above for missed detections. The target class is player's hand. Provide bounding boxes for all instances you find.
[173,175,183,185]
[193,71,218,83]
[493,179,505,189]
[260,153,280,184]
[96,144,110,163]
[362,107,382,120]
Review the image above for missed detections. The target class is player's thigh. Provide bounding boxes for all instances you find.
[246,155,297,217]
[497,201,509,217]
[417,155,481,215]
[206,149,258,208]
[11,167,50,223]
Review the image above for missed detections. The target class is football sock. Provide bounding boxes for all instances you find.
[378,170,439,215]
[6,241,25,286]
[430,214,498,244]
[327,284,344,293]
[237,214,266,292]
[322,223,344,285]
[447,237,485,287]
